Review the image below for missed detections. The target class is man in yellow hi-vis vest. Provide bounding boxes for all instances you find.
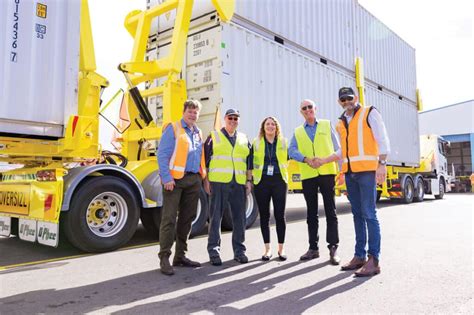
[289,99,342,265]
[336,87,390,277]
[157,100,207,276]
[203,109,253,266]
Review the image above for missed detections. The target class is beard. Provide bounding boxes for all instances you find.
[343,103,356,111]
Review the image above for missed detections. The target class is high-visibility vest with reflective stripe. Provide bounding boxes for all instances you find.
[252,136,289,185]
[294,119,337,180]
[208,130,249,184]
[164,121,207,180]
[336,106,379,173]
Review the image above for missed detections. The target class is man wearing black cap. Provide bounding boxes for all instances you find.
[335,87,390,277]
[203,108,253,266]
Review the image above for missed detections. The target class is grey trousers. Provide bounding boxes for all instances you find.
[207,180,246,258]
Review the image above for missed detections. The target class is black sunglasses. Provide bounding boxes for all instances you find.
[227,116,239,121]
[339,96,354,102]
[301,105,313,111]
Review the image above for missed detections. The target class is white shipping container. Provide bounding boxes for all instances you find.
[148,0,416,101]
[0,0,81,138]
[149,17,419,166]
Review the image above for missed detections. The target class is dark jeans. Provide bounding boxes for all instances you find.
[302,174,339,251]
[345,171,381,260]
[207,180,246,258]
[159,173,201,258]
[254,174,287,244]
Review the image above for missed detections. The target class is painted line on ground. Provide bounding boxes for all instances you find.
[0,241,160,271]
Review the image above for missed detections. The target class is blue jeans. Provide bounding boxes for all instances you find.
[345,171,381,260]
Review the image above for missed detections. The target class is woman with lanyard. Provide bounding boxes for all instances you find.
[251,117,289,261]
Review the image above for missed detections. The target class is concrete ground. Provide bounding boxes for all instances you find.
[0,193,472,314]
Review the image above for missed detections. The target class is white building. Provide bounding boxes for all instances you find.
[419,100,474,176]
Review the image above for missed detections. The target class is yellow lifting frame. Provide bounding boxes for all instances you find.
[118,0,234,161]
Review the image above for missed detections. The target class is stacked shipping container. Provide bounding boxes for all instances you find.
[146,0,419,166]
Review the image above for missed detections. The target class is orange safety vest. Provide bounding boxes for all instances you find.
[164,121,207,180]
[336,106,379,173]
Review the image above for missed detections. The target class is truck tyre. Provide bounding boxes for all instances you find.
[402,176,414,204]
[140,188,208,239]
[221,191,259,230]
[376,191,382,202]
[413,176,425,202]
[62,176,140,253]
[140,207,162,238]
[434,179,445,199]
[190,188,209,238]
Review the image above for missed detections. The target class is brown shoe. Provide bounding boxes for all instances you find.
[341,256,367,271]
[159,255,175,276]
[300,249,320,261]
[173,256,201,267]
[355,255,380,277]
[329,246,341,265]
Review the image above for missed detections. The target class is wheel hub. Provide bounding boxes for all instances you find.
[85,192,128,237]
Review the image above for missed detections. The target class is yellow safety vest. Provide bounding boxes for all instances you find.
[294,119,337,180]
[208,130,250,184]
[252,136,288,184]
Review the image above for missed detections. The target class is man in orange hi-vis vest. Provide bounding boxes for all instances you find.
[157,100,207,276]
[335,87,391,277]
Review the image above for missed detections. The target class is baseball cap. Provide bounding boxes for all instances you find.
[225,108,240,117]
[338,87,355,99]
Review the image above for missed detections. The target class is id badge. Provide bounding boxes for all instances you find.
[267,165,274,176]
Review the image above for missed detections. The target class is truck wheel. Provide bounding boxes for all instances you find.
[402,176,414,204]
[413,177,425,202]
[190,188,209,238]
[222,191,259,230]
[434,180,445,199]
[141,188,208,239]
[140,207,162,238]
[376,191,382,202]
[62,176,140,253]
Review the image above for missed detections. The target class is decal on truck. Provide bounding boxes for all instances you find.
[0,185,30,215]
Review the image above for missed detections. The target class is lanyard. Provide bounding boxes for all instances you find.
[266,139,274,166]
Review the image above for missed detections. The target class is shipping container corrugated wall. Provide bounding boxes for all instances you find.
[148,0,417,101]
[221,23,418,166]
[149,16,419,165]
[356,6,417,101]
[0,0,81,138]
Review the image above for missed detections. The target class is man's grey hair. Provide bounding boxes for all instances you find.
[183,99,202,112]
[300,99,316,109]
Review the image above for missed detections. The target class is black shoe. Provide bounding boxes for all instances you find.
[261,254,272,261]
[234,254,249,264]
[173,256,201,267]
[329,246,341,265]
[300,249,320,261]
[159,255,175,276]
[278,252,287,261]
[210,256,222,266]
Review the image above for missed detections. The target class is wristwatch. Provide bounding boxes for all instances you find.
[378,159,387,166]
